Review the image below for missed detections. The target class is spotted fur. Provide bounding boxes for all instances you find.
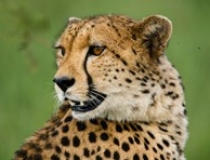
[13,14,188,160]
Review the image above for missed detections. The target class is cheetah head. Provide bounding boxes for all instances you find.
[53,15,185,122]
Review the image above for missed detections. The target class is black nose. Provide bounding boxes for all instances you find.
[53,77,75,92]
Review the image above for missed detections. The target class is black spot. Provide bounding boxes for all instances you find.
[159,126,168,132]
[143,154,148,160]
[89,132,97,143]
[141,89,150,94]
[132,48,137,55]
[55,146,61,153]
[115,68,120,72]
[107,23,111,26]
[153,147,157,153]
[64,116,72,122]
[97,146,101,152]
[96,155,103,160]
[147,131,155,139]
[121,142,130,152]
[129,123,137,131]
[129,70,136,75]
[142,77,148,83]
[135,133,140,137]
[84,148,90,157]
[160,154,165,160]
[144,137,150,145]
[100,132,109,141]
[100,120,108,130]
[184,108,187,115]
[76,121,86,131]
[141,83,147,86]
[123,124,130,131]
[128,137,134,144]
[29,154,42,160]
[61,136,70,146]
[15,150,27,158]
[175,142,183,155]
[115,53,120,59]
[133,154,140,160]
[64,151,70,158]
[38,134,49,140]
[91,150,95,155]
[136,62,141,68]
[176,131,182,135]
[161,84,166,89]
[144,122,149,125]
[157,143,164,150]
[51,130,59,137]
[151,83,155,87]
[73,136,80,147]
[55,121,62,127]
[113,76,117,80]
[172,94,179,100]
[116,124,123,132]
[73,154,80,160]
[134,136,140,144]
[132,34,137,40]
[28,143,42,152]
[162,139,170,147]
[89,119,98,125]
[104,149,111,158]
[51,154,60,160]
[169,82,176,87]
[45,143,53,149]
[125,78,132,83]
[144,143,149,150]
[121,59,128,66]
[169,135,175,141]
[135,124,143,131]
[62,125,69,133]
[113,137,120,146]
[113,151,120,160]
[165,91,174,96]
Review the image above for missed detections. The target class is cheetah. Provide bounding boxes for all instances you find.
[13,14,188,160]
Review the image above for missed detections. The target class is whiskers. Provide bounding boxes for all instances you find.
[87,89,106,106]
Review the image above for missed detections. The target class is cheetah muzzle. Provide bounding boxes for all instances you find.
[70,90,107,112]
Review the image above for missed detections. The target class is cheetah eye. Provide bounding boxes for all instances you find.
[55,46,65,57]
[88,45,106,56]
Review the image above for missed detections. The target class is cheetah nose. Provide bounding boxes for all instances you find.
[53,77,75,92]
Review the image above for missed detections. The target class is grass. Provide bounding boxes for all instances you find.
[0,0,209,159]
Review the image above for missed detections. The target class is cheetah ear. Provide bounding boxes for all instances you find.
[68,17,81,24]
[132,15,172,59]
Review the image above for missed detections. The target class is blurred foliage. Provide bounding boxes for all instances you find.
[0,0,209,159]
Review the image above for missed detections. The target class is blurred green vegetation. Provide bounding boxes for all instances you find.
[0,0,209,159]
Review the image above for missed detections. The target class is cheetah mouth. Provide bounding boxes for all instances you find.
[70,90,107,112]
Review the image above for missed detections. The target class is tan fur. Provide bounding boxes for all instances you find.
[13,14,188,160]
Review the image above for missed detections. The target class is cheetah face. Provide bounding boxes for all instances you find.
[53,15,183,121]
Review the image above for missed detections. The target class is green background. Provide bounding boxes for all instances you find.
[0,0,209,159]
